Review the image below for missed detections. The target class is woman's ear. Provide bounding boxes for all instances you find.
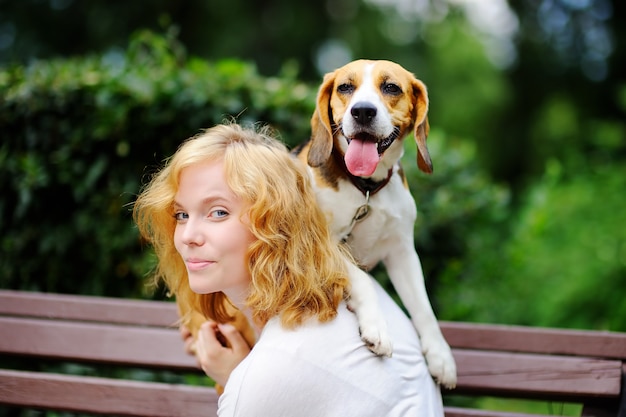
[308,71,336,168]
[412,79,433,174]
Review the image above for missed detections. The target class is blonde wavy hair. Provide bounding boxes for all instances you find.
[133,123,350,329]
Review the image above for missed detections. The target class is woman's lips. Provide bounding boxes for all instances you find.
[185,259,214,271]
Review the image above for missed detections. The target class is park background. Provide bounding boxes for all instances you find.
[1,0,625,414]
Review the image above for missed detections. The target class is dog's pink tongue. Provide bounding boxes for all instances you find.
[345,139,380,176]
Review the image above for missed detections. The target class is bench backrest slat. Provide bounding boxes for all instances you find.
[0,317,197,370]
[453,349,621,399]
[0,290,179,327]
[0,369,217,417]
[443,406,554,417]
[441,321,626,360]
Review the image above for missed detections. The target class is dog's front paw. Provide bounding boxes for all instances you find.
[359,320,393,358]
[422,338,457,389]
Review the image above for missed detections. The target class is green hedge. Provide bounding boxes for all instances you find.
[0,30,316,298]
[0,30,506,304]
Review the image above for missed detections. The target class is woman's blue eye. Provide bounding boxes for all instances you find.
[211,209,228,218]
[174,212,188,221]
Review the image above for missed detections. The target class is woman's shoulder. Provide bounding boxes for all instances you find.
[219,337,393,417]
[258,280,422,360]
[218,284,442,416]
[219,312,441,417]
[262,303,359,343]
[229,305,375,385]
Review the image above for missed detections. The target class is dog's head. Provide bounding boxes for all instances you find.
[308,59,432,177]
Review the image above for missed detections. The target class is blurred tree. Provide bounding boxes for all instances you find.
[491,0,625,187]
[4,0,622,183]
[0,0,333,80]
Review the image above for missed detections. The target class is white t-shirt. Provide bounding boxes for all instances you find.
[218,279,444,417]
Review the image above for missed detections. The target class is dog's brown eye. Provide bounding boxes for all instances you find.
[337,83,355,94]
[382,83,401,95]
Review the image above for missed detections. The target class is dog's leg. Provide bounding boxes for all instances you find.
[345,260,393,357]
[384,239,457,388]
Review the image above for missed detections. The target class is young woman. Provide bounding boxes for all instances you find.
[133,123,444,416]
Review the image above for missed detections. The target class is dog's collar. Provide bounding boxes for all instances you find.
[333,149,393,196]
[347,169,393,196]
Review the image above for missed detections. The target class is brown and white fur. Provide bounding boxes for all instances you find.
[294,59,457,388]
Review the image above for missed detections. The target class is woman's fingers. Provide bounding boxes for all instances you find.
[194,321,251,387]
[217,323,252,355]
[179,324,196,355]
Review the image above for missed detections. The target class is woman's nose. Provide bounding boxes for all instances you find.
[181,221,205,246]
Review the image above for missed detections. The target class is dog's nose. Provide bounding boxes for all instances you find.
[351,102,377,124]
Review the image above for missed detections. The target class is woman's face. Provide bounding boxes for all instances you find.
[173,160,255,307]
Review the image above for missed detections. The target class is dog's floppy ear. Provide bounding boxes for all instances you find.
[308,71,336,167]
[412,78,433,174]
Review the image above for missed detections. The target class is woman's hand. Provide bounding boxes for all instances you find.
[194,321,251,387]
[179,324,196,355]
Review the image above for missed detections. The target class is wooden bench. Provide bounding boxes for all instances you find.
[0,289,624,417]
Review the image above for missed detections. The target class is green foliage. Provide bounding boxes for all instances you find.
[398,129,511,314]
[420,15,513,147]
[0,30,316,298]
[438,161,626,331]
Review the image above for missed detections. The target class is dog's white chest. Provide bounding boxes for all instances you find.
[316,173,416,270]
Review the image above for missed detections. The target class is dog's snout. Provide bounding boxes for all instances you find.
[351,102,377,125]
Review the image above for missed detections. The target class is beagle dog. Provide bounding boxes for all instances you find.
[294,59,457,388]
